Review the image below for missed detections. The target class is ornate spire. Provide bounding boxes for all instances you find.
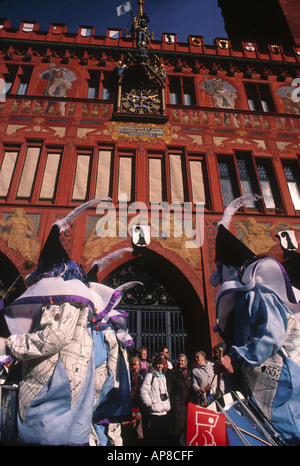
[130,0,150,59]
[137,0,145,19]
[132,1,149,36]
[115,0,167,120]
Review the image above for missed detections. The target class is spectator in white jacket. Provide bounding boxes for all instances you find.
[140,355,171,445]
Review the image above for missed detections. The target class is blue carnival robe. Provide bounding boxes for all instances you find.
[229,284,300,445]
[17,352,95,445]
[4,280,96,446]
[92,325,131,445]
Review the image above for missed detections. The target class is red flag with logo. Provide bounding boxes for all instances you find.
[186,403,229,446]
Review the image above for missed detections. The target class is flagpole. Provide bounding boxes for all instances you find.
[215,347,223,399]
[1,267,26,301]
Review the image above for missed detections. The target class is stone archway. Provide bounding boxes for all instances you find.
[0,249,27,337]
[103,248,211,363]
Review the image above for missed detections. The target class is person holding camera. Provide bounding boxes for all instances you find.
[192,351,224,407]
[140,355,171,445]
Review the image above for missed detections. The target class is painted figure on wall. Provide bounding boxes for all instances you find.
[202,79,237,109]
[0,209,40,264]
[278,86,300,114]
[40,66,76,98]
[235,217,277,255]
[39,65,77,115]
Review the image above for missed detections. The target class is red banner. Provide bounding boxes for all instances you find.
[186,403,229,446]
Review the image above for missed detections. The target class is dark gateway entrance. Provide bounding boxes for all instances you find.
[0,251,26,337]
[103,251,211,364]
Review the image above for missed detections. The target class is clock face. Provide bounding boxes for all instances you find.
[122,88,161,114]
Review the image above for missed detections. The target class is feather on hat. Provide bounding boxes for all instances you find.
[87,247,134,282]
[215,194,260,267]
[25,198,110,285]
[4,198,110,335]
[87,247,140,349]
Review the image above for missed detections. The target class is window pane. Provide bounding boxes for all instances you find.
[287,182,300,210]
[87,71,100,99]
[0,151,18,197]
[87,87,97,99]
[236,158,256,207]
[189,160,205,204]
[240,179,255,199]
[258,84,276,112]
[244,82,275,113]
[102,73,113,100]
[257,163,275,209]
[149,158,163,203]
[260,180,275,208]
[184,93,193,106]
[102,87,112,100]
[247,98,256,111]
[118,156,133,202]
[244,82,261,112]
[261,100,270,112]
[40,153,61,199]
[169,77,181,105]
[220,178,235,206]
[284,164,300,210]
[182,78,196,106]
[16,67,33,96]
[218,161,235,206]
[218,161,231,178]
[16,82,28,95]
[95,150,112,198]
[170,92,179,105]
[169,153,185,203]
[17,147,40,198]
[72,155,90,201]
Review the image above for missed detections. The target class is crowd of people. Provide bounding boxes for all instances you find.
[0,199,224,447]
[1,195,300,446]
[122,344,223,446]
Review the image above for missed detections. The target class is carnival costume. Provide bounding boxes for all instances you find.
[0,200,103,445]
[87,251,139,446]
[0,198,136,446]
[212,194,300,445]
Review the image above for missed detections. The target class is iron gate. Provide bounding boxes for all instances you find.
[120,304,187,364]
[104,258,188,364]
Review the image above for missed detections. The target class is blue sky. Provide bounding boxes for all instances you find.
[0,0,227,45]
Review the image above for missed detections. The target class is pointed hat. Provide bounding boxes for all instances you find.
[215,194,260,267]
[87,246,141,313]
[87,247,140,349]
[5,198,110,335]
[25,197,111,286]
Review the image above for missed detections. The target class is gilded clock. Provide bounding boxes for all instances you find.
[122,88,161,114]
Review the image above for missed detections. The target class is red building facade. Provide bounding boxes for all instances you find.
[0,1,299,360]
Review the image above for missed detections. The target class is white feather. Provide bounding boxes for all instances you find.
[116,281,143,292]
[53,197,111,232]
[91,247,133,272]
[218,194,261,229]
